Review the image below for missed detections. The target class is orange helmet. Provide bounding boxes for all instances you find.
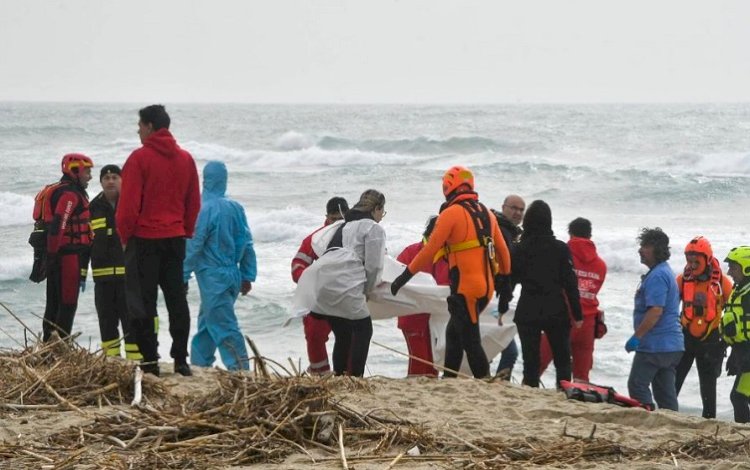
[442,165,474,197]
[684,236,713,259]
[61,153,93,179]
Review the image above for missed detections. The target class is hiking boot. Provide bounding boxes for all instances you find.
[174,362,192,377]
[141,363,160,377]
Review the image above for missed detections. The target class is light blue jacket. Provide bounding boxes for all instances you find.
[184,161,257,288]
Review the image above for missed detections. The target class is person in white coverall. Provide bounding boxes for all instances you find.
[183,161,257,371]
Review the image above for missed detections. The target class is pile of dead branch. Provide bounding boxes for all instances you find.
[0,334,168,413]
[1,370,432,469]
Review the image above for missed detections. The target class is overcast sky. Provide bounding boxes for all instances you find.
[1,0,748,103]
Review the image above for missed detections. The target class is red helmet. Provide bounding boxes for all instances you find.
[684,236,713,259]
[61,153,93,179]
[442,166,474,197]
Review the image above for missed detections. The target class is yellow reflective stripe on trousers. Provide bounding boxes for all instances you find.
[738,372,750,397]
[101,338,121,357]
[92,266,126,277]
[90,217,107,230]
[125,342,143,361]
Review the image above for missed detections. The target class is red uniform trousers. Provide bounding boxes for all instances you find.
[303,313,332,373]
[539,314,596,382]
[43,253,82,341]
[398,313,438,377]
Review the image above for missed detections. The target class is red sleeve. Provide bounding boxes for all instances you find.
[183,155,201,238]
[291,232,316,283]
[116,153,142,245]
[407,211,454,274]
[47,190,79,255]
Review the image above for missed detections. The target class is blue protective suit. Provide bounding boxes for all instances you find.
[184,161,257,370]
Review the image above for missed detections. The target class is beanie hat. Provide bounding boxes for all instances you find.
[100,164,122,181]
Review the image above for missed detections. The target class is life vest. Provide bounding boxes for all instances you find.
[433,198,500,276]
[721,282,750,345]
[681,257,725,340]
[31,181,70,237]
[559,380,653,411]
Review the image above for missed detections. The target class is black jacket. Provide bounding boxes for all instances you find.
[89,192,125,282]
[511,235,582,325]
[491,209,522,248]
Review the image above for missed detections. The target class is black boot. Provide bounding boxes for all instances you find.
[174,362,192,377]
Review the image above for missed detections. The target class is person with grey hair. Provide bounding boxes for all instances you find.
[626,227,683,411]
[309,189,387,376]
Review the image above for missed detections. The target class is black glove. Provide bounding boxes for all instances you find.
[390,268,414,296]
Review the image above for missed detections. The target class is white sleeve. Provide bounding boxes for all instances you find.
[363,223,386,294]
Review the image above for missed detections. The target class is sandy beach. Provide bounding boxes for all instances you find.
[3,344,750,469]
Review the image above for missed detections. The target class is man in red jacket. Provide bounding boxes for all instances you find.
[117,104,201,377]
[539,217,607,382]
[291,197,348,374]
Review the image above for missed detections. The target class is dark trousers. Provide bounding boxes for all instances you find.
[675,333,725,419]
[444,294,490,378]
[43,253,82,341]
[314,313,372,377]
[94,280,140,359]
[124,237,190,365]
[731,373,750,423]
[517,316,571,388]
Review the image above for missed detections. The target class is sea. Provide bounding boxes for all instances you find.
[1,102,749,421]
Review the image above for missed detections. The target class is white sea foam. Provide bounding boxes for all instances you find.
[274,131,318,151]
[0,192,33,227]
[0,256,30,281]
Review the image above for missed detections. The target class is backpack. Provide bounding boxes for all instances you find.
[28,181,69,283]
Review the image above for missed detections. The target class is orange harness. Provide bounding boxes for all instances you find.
[681,257,724,340]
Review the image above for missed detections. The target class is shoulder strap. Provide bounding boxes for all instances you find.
[326,223,346,250]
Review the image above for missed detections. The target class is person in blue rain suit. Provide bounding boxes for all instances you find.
[184,161,257,371]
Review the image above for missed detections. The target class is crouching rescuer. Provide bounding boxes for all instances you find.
[391,166,511,378]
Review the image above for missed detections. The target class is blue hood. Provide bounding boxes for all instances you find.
[203,161,227,200]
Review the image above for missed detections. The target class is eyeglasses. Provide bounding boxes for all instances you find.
[503,204,525,213]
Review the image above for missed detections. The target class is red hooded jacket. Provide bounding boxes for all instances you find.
[568,236,607,317]
[116,129,201,245]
